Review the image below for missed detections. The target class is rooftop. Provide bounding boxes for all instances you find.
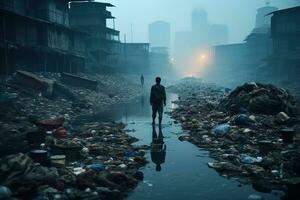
[267,6,300,16]
[70,1,115,7]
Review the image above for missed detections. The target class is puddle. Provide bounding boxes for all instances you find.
[75,93,282,200]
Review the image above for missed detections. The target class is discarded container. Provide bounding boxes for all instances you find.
[276,112,290,123]
[87,163,105,171]
[258,140,273,155]
[50,155,66,168]
[73,167,86,175]
[280,128,295,144]
[30,149,48,165]
[30,117,65,131]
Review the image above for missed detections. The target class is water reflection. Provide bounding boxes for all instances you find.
[150,125,166,172]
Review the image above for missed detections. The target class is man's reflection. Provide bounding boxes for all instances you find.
[151,125,166,172]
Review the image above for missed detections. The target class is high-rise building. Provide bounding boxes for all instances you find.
[191,9,209,33]
[148,21,171,49]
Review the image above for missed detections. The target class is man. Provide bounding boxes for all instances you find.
[150,77,166,126]
[150,125,166,172]
[140,74,144,88]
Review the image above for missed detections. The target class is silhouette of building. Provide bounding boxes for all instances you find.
[150,47,172,75]
[118,43,150,74]
[149,21,170,49]
[255,2,278,28]
[268,6,300,80]
[191,9,208,34]
[69,1,120,73]
[0,0,86,75]
[208,43,247,86]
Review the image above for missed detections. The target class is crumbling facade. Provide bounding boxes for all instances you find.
[69,1,120,73]
[0,0,86,75]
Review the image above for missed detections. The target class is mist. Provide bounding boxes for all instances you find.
[1,1,300,199]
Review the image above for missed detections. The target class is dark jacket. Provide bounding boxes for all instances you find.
[150,84,166,106]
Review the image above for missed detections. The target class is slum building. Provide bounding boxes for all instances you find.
[208,3,278,86]
[0,0,86,76]
[119,43,150,74]
[268,6,300,80]
[69,1,120,73]
[149,47,172,76]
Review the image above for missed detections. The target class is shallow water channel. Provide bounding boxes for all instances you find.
[79,93,281,200]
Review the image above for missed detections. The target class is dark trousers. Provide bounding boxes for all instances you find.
[152,103,163,121]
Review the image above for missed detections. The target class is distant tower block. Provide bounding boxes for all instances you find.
[255,2,278,28]
[191,9,209,33]
[149,21,171,49]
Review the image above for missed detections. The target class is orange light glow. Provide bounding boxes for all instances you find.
[175,49,213,77]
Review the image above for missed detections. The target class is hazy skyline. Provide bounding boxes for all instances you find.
[103,0,300,45]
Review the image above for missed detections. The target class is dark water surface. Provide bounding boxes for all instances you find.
[77,93,282,200]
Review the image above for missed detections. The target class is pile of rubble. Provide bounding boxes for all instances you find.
[170,78,300,196]
[0,71,142,155]
[0,71,147,199]
[221,82,299,115]
[0,121,147,200]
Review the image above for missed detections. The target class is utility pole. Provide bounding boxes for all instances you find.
[2,16,8,76]
[124,34,127,66]
[131,23,133,43]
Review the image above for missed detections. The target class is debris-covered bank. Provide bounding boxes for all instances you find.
[169,78,300,197]
[0,71,147,199]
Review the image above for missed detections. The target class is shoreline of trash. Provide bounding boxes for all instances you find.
[0,72,148,200]
[169,77,300,199]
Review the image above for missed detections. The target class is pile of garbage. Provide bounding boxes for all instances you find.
[0,72,148,199]
[0,118,147,200]
[0,71,142,156]
[170,79,300,195]
[221,82,299,115]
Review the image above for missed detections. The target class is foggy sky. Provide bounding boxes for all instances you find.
[103,0,300,45]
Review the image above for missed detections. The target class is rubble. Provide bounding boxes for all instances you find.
[220,82,299,115]
[0,121,148,200]
[169,78,300,195]
[0,72,146,199]
[0,72,142,156]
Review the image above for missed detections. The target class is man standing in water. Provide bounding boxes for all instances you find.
[150,77,166,126]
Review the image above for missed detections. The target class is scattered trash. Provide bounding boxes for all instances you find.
[248,194,264,200]
[50,155,66,168]
[88,163,105,171]
[222,83,296,115]
[280,128,295,144]
[276,112,290,123]
[170,79,300,191]
[0,186,12,199]
[212,124,231,136]
[239,155,262,164]
[234,114,255,127]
